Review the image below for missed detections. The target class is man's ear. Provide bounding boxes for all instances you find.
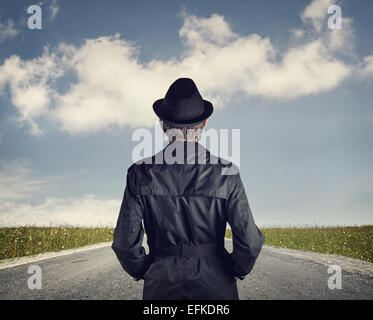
[203,119,208,128]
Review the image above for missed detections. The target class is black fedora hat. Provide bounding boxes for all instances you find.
[153,78,213,127]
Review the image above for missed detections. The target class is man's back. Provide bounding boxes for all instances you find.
[112,140,265,300]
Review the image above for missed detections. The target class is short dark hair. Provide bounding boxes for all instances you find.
[161,120,206,141]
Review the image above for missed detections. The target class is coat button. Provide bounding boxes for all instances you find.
[180,257,189,264]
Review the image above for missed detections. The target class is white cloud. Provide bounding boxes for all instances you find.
[299,0,355,55]
[0,49,63,135]
[49,0,60,20]
[0,196,120,227]
[357,55,373,78]
[0,159,47,201]
[325,17,354,54]
[179,13,238,51]
[0,18,18,43]
[0,0,371,135]
[289,28,307,39]
[301,0,336,32]
[0,159,120,227]
[37,0,60,21]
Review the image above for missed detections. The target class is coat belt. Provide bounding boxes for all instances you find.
[150,243,224,258]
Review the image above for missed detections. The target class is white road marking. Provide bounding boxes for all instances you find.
[0,242,112,270]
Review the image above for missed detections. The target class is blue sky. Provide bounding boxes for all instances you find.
[0,0,372,227]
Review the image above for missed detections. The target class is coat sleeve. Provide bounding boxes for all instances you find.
[112,165,151,280]
[225,172,265,278]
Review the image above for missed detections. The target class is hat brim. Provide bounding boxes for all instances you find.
[153,99,213,127]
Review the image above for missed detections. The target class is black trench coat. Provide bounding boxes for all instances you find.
[112,140,265,300]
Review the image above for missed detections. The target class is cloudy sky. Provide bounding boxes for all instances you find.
[0,0,372,227]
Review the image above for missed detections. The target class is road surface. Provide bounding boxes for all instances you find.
[1,239,372,300]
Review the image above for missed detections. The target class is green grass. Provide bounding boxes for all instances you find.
[1,225,372,263]
[0,226,113,260]
[226,225,373,263]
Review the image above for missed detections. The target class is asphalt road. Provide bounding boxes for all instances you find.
[1,239,372,300]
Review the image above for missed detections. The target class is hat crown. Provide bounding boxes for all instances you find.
[168,78,198,98]
[153,77,213,126]
[163,78,204,121]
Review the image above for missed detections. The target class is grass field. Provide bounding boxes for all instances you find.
[0,226,113,260]
[0,225,372,263]
[226,225,373,263]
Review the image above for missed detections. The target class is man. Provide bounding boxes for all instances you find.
[112,78,265,300]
